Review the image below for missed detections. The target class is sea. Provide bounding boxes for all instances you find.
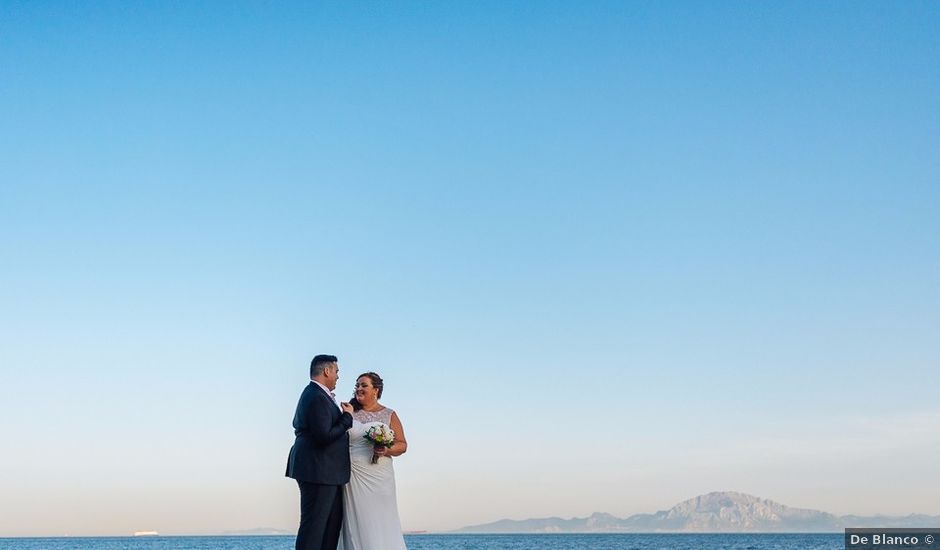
[0,534,845,549]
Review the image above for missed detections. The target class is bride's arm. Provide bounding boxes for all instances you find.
[377,411,408,458]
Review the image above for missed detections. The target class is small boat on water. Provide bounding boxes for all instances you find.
[133,531,159,537]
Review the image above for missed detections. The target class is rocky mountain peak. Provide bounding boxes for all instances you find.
[454,491,937,533]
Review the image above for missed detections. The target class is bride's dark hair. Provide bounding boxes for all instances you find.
[350,372,384,412]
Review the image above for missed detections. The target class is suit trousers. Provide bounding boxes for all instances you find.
[296,480,344,550]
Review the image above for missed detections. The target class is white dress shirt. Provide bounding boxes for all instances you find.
[312,380,341,411]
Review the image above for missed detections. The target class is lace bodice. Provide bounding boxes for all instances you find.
[348,407,396,462]
[353,407,394,425]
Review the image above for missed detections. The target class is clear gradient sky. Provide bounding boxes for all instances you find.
[2,0,939,537]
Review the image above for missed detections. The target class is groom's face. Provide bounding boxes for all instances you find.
[324,362,339,390]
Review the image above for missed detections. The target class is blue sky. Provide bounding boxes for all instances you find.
[2,1,939,536]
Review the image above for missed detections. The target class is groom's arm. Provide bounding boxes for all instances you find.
[307,397,353,446]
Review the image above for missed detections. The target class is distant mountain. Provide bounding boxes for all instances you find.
[455,491,940,533]
[221,527,294,536]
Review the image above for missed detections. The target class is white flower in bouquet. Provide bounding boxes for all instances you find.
[364,424,395,464]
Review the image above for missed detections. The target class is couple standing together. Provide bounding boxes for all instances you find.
[286,355,409,550]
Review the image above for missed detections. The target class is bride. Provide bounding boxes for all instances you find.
[338,372,409,550]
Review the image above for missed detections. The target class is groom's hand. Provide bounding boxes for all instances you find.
[340,402,354,415]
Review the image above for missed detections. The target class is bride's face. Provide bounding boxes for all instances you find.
[355,377,379,404]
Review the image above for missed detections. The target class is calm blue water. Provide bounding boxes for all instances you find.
[0,534,844,549]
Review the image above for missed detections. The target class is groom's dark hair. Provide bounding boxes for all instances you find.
[310,354,338,378]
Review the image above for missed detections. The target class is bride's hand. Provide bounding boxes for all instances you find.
[373,445,389,457]
[340,402,354,414]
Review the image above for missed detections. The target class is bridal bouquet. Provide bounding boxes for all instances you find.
[364,424,395,464]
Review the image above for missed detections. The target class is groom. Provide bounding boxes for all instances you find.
[286,354,354,550]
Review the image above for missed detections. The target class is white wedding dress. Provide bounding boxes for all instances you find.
[338,407,407,550]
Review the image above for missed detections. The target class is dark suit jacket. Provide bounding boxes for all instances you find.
[285,382,353,485]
